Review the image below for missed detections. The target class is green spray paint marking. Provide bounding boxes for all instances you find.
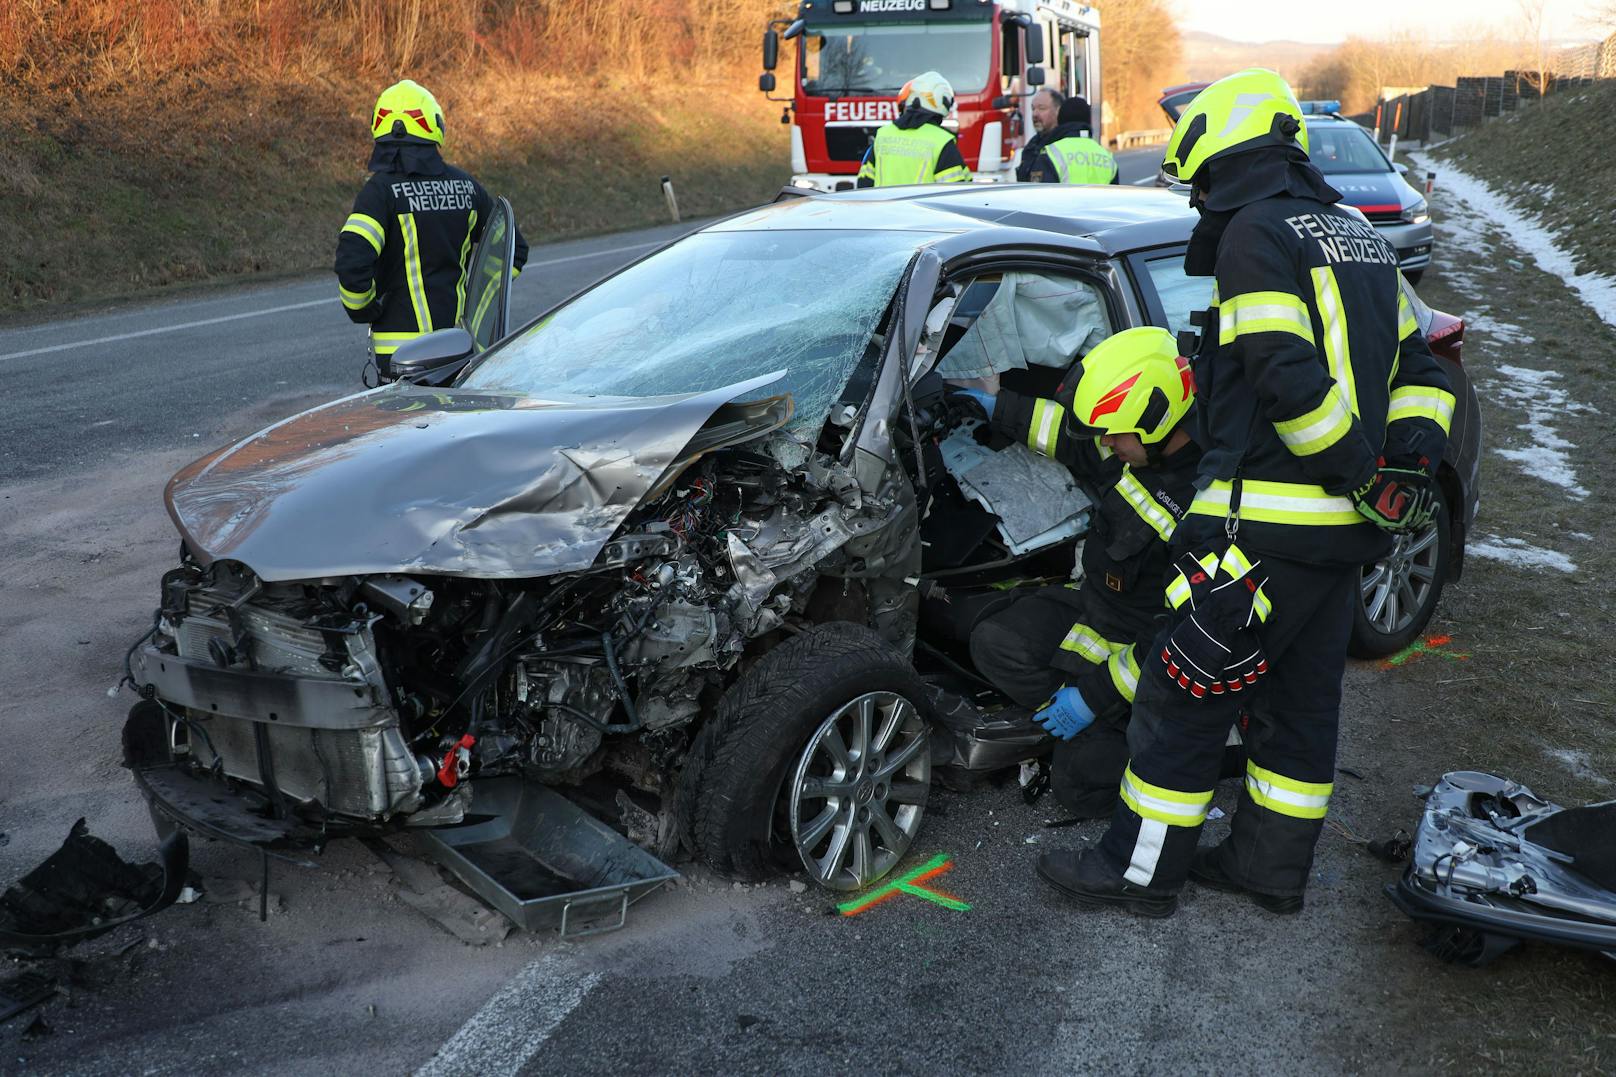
[837,853,971,917]
[1380,634,1469,669]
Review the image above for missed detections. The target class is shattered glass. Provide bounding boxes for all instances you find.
[460,230,932,433]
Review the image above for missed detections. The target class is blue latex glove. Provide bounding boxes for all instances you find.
[951,387,997,421]
[1034,686,1095,740]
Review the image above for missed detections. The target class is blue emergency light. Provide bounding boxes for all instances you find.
[1299,100,1341,115]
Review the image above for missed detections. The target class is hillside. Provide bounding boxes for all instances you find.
[0,2,788,316]
[1178,30,1334,85]
[1427,80,1612,280]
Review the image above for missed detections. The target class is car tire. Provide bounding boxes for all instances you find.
[1348,485,1451,658]
[682,622,931,890]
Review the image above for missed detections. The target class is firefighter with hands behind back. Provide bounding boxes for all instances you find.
[335,79,529,373]
[1034,68,1455,918]
[956,327,1236,820]
[856,71,972,187]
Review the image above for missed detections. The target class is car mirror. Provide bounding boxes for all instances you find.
[385,328,475,386]
[763,29,779,70]
[992,94,1013,109]
[1025,65,1045,87]
[759,72,776,93]
[1393,161,1409,175]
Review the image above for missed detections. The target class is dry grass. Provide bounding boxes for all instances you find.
[0,1,794,312]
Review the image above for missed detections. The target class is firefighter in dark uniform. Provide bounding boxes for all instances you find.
[1027,96,1118,184]
[856,71,971,187]
[1036,68,1455,917]
[960,327,1208,818]
[335,79,529,366]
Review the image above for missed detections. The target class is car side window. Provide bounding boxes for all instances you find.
[934,270,1113,381]
[1142,255,1213,338]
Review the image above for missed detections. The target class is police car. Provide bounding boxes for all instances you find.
[1156,90,1434,283]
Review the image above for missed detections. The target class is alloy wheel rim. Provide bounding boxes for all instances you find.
[1360,522,1440,636]
[787,691,930,891]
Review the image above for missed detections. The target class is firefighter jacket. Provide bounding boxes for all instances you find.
[1029,123,1118,184]
[991,390,1202,717]
[856,110,971,188]
[1180,193,1455,566]
[334,144,530,357]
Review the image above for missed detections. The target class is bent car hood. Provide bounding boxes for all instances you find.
[166,373,786,581]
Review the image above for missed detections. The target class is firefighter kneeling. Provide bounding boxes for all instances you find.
[1036,68,1454,918]
[857,71,971,188]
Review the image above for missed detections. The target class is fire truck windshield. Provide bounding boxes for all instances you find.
[802,21,991,97]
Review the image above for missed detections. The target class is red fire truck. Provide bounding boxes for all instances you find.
[760,0,1103,191]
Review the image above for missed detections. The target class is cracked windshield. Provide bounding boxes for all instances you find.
[803,20,991,96]
[460,230,927,430]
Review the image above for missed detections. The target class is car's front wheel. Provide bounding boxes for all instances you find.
[1349,486,1451,657]
[682,623,931,890]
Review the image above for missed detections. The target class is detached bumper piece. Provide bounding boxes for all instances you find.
[1387,771,1616,967]
[0,818,188,952]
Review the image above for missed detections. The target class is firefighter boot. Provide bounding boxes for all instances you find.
[1189,843,1304,915]
[1037,847,1179,918]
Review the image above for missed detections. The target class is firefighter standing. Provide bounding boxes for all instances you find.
[960,328,1212,818]
[335,79,529,366]
[1036,68,1454,917]
[856,71,971,187]
[1027,96,1117,184]
[1015,87,1065,182]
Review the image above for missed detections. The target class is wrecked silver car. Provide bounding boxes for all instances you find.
[1389,771,1616,966]
[119,185,1478,912]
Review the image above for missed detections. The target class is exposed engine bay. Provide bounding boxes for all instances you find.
[129,429,922,842]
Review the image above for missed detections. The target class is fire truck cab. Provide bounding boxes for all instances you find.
[761,0,1102,192]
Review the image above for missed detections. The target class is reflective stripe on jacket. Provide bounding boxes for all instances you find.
[1042,136,1117,184]
[334,160,530,356]
[857,119,971,187]
[1182,196,1454,564]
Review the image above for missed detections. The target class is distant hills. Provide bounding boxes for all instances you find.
[1178,30,1335,84]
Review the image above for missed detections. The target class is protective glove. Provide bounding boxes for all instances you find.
[1034,685,1095,740]
[1349,456,1437,532]
[1161,556,1269,700]
[947,387,997,422]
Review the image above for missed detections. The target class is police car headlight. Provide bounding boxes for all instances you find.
[1401,197,1429,225]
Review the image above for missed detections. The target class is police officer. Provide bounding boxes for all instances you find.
[1015,87,1065,182]
[335,79,529,367]
[961,328,1209,818]
[1036,68,1454,917]
[1027,96,1118,184]
[856,71,971,188]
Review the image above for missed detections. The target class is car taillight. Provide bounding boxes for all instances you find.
[1426,309,1463,365]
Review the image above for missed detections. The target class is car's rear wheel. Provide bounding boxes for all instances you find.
[683,623,930,890]
[1349,487,1450,658]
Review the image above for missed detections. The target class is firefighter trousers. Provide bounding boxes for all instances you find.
[1096,554,1357,897]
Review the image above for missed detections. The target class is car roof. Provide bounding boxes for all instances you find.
[711,184,1197,258]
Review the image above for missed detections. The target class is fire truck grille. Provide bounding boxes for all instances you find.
[825,125,880,163]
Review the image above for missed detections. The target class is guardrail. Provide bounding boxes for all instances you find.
[1115,128,1171,149]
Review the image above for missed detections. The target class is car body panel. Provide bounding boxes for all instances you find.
[165,374,787,582]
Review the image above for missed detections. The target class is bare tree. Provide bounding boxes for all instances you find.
[1517,0,1551,94]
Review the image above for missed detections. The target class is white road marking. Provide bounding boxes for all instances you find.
[417,954,601,1077]
[0,299,330,363]
[0,239,667,364]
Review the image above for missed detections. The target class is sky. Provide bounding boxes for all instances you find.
[1168,0,1606,45]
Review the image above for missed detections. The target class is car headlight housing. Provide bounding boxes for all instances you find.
[1401,197,1430,225]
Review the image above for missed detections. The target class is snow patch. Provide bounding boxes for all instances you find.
[1484,364,1591,499]
[1465,311,1534,347]
[1468,534,1577,574]
[1410,152,1616,329]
